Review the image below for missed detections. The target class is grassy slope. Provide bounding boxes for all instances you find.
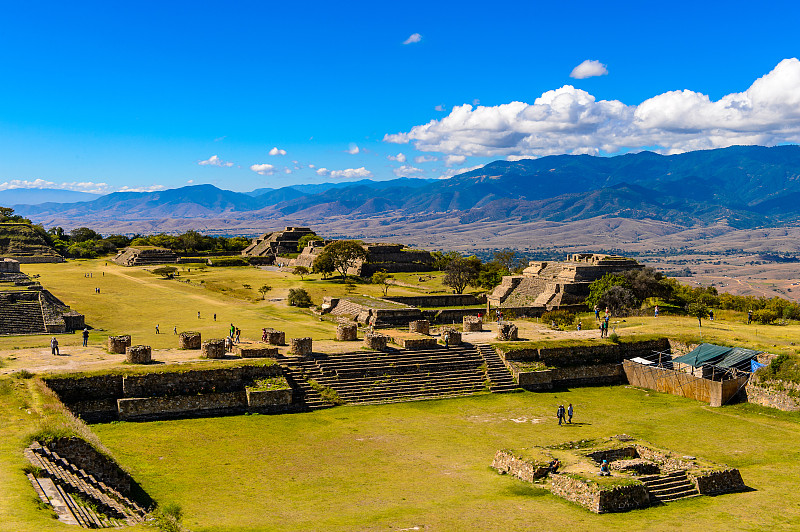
[86,387,800,532]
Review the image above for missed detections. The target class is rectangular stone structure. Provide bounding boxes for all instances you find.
[236,345,279,358]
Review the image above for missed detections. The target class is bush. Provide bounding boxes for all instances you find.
[752,308,780,325]
[288,288,313,308]
[542,310,575,329]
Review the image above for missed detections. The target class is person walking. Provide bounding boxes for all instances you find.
[654,305,659,318]
[235,328,241,344]
[594,305,600,321]
[557,404,565,425]
[567,403,573,424]
[155,324,160,334]
[230,323,235,338]
[82,328,89,347]
[50,337,59,356]
[213,313,217,321]
[748,309,753,324]
[173,326,177,335]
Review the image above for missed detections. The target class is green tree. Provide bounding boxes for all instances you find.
[297,234,323,250]
[443,256,481,294]
[475,260,508,290]
[292,266,310,280]
[493,250,523,273]
[70,227,102,243]
[685,302,709,327]
[288,288,313,307]
[585,274,630,308]
[258,284,273,300]
[372,270,393,296]
[322,240,367,280]
[312,252,335,279]
[152,266,178,279]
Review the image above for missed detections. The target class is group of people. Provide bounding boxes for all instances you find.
[226,323,241,352]
[556,403,574,425]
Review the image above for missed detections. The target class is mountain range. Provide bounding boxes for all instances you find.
[8,145,800,253]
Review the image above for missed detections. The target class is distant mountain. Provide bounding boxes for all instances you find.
[0,188,101,206]
[11,145,800,246]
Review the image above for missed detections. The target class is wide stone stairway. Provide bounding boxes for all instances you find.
[640,471,700,503]
[281,343,518,407]
[0,297,46,334]
[25,442,147,528]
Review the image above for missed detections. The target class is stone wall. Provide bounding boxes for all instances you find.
[491,450,549,482]
[503,339,670,367]
[336,323,358,341]
[179,332,201,349]
[202,339,226,359]
[118,391,248,421]
[409,320,430,335]
[290,337,312,356]
[245,388,293,410]
[108,335,131,354]
[384,294,482,307]
[46,437,133,497]
[398,337,439,350]
[237,345,278,358]
[744,379,800,412]
[463,315,482,332]
[126,345,151,364]
[688,469,745,495]
[513,364,625,390]
[364,333,388,351]
[549,474,649,513]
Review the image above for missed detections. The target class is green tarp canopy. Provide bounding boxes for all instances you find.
[672,343,761,370]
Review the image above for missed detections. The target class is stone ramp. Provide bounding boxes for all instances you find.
[25,442,147,528]
[640,471,700,503]
[283,344,517,406]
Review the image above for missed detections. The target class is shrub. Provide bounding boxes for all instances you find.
[542,310,575,329]
[288,288,313,308]
[208,257,249,267]
[752,308,780,325]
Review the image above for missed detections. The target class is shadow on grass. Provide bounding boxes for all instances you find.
[500,483,550,497]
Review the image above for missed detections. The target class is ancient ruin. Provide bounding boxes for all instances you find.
[336,323,358,341]
[108,335,132,354]
[0,223,64,263]
[179,331,201,349]
[0,285,85,335]
[241,227,316,264]
[202,339,226,359]
[291,241,434,276]
[290,337,312,356]
[0,257,21,273]
[112,247,179,267]
[489,253,643,310]
[463,315,483,332]
[125,345,152,364]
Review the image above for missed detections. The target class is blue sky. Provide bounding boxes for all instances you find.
[1,1,799,194]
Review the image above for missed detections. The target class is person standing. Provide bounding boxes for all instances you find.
[557,404,565,425]
[748,309,753,324]
[654,305,659,318]
[230,323,235,338]
[213,313,217,321]
[594,305,600,321]
[50,337,59,356]
[567,403,573,424]
[82,328,89,347]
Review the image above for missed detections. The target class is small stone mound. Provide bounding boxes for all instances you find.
[336,323,358,341]
[262,328,285,345]
[202,339,226,359]
[108,335,132,354]
[441,328,462,346]
[363,333,388,351]
[463,315,483,332]
[126,345,151,364]
[497,322,519,341]
[409,320,430,335]
[179,331,201,349]
[290,337,312,356]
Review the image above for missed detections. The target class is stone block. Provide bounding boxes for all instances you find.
[202,339,226,359]
[236,344,279,358]
[336,323,358,341]
[463,315,483,332]
[441,328,462,346]
[179,331,201,349]
[290,337,312,356]
[497,322,519,341]
[108,335,131,354]
[363,333,388,351]
[125,345,151,364]
[409,320,430,335]
[262,328,285,345]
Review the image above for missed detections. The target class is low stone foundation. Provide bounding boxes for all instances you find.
[688,469,745,495]
[491,450,549,482]
[246,388,293,409]
[745,377,800,412]
[513,363,625,390]
[262,328,285,346]
[497,322,518,341]
[202,339,226,359]
[610,458,660,475]
[364,333,388,351]
[108,335,131,354]
[463,315,482,332]
[441,328,462,346]
[409,320,430,335]
[236,344,278,358]
[336,323,358,341]
[179,332,201,349]
[549,474,650,513]
[399,337,439,350]
[118,391,247,421]
[125,345,151,364]
[290,337,312,356]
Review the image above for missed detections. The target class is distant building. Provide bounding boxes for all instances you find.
[291,241,434,276]
[241,227,316,264]
[113,247,180,267]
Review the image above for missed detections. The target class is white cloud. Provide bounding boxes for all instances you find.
[346,143,360,154]
[393,165,423,177]
[117,184,166,193]
[284,168,292,174]
[438,164,483,180]
[403,33,422,45]
[0,179,112,194]
[187,179,194,183]
[308,164,316,169]
[384,58,800,157]
[250,163,275,176]
[445,155,466,166]
[570,59,608,79]
[269,147,287,156]
[198,155,234,167]
[316,168,328,176]
[414,155,438,163]
[387,152,407,162]
[435,104,446,112]
[329,167,373,179]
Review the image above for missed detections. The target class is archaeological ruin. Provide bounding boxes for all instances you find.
[112,247,179,267]
[0,271,85,335]
[240,227,316,264]
[291,241,434,276]
[489,253,643,310]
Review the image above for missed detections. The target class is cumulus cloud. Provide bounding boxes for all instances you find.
[346,143,360,154]
[198,155,234,167]
[384,58,800,157]
[329,167,373,179]
[269,147,287,156]
[387,152,407,162]
[0,179,112,194]
[570,59,608,79]
[393,165,423,177]
[444,155,466,166]
[316,167,328,176]
[403,33,422,45]
[414,155,438,163]
[250,163,275,176]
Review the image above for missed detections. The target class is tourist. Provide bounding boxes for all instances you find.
[654,305,659,318]
[82,328,89,347]
[155,324,160,334]
[197,311,201,319]
[225,336,233,352]
[557,404,565,425]
[262,328,268,342]
[230,323,235,338]
[443,330,450,349]
[748,309,753,324]
[604,307,610,319]
[235,328,241,344]
[173,326,177,335]
[709,309,714,321]
[577,320,582,331]
[213,313,216,321]
[548,458,561,474]
[599,460,610,476]
[50,337,59,356]
[594,304,599,321]
[567,403,573,424]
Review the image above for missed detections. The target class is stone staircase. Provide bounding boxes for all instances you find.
[280,362,336,411]
[0,296,46,334]
[25,442,147,528]
[640,471,700,503]
[282,344,518,406]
